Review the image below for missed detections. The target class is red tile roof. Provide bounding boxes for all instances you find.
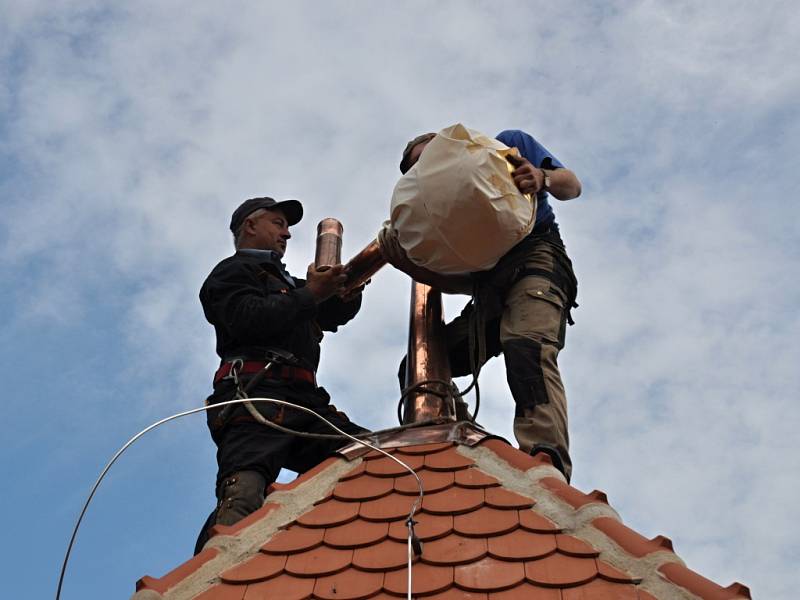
[132,422,750,600]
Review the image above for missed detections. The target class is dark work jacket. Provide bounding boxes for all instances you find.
[200,250,362,371]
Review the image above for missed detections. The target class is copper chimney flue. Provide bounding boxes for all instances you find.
[315,218,343,271]
[341,238,387,296]
[403,281,454,424]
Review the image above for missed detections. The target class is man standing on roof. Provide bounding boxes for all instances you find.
[195,197,367,553]
[382,130,582,481]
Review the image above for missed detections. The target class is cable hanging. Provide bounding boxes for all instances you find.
[56,395,425,600]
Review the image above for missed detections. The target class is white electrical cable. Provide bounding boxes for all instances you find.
[56,397,424,600]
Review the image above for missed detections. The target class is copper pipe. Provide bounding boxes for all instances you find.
[342,238,387,295]
[403,281,454,424]
[315,218,343,271]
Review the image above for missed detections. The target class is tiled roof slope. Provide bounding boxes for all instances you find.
[133,423,750,600]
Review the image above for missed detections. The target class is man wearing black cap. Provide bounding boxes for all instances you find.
[195,197,367,552]
[385,130,582,482]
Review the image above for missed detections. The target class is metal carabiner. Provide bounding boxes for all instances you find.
[224,358,244,387]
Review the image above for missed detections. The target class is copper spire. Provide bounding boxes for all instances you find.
[402,281,454,424]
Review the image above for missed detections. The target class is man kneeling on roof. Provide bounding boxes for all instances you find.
[195,197,368,553]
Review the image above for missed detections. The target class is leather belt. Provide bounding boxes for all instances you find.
[213,361,316,385]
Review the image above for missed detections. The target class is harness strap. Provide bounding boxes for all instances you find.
[511,267,579,325]
[214,361,316,385]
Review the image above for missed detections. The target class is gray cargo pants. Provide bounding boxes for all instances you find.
[444,230,576,480]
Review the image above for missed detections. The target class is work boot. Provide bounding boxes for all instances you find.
[214,470,267,527]
[529,443,570,482]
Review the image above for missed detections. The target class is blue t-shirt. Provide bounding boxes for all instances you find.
[496,130,565,230]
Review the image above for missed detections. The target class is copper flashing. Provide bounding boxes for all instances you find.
[337,420,493,460]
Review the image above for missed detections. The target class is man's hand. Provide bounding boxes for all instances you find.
[305,263,347,302]
[377,225,409,270]
[506,153,544,196]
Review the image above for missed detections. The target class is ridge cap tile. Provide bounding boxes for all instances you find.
[135,547,218,594]
[591,516,674,559]
[539,477,606,510]
[587,489,609,504]
[658,562,752,599]
[524,551,598,588]
[208,502,281,540]
[476,437,541,472]
[284,545,353,578]
[651,534,675,552]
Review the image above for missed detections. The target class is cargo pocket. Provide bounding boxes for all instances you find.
[501,275,566,347]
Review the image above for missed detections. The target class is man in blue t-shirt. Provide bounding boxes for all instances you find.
[385,129,582,481]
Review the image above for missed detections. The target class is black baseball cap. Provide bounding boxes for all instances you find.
[229,197,303,233]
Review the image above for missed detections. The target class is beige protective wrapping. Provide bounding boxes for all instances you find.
[389,123,535,274]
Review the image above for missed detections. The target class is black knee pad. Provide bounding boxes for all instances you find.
[503,337,549,414]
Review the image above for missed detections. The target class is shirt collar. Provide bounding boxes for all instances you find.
[237,249,296,288]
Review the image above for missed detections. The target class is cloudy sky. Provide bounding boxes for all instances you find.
[2,1,798,598]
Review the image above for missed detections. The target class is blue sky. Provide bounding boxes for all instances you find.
[1,2,798,598]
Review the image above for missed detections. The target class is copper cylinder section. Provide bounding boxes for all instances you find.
[315,218,343,271]
[341,238,387,295]
[403,281,454,424]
